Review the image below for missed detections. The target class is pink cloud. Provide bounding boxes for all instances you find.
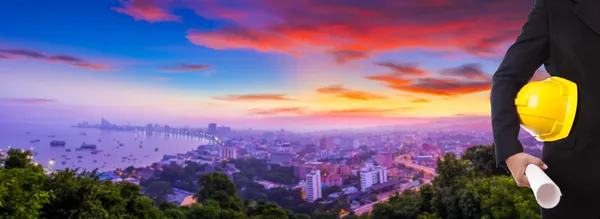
[112,0,180,23]
[0,48,110,71]
[160,63,211,72]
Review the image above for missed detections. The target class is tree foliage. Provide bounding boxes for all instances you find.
[370,145,541,219]
[0,145,542,219]
[0,149,303,219]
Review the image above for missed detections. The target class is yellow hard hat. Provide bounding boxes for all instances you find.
[514,76,578,142]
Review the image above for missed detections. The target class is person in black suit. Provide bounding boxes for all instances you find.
[491,0,600,218]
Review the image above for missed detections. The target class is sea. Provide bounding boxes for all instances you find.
[0,123,211,172]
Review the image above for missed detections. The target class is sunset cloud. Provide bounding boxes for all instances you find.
[329,50,370,64]
[112,0,180,23]
[439,63,489,80]
[248,107,411,117]
[410,98,429,103]
[248,107,307,115]
[160,64,211,73]
[367,62,492,96]
[375,62,426,76]
[364,74,413,86]
[0,48,110,71]
[173,0,531,62]
[316,85,388,100]
[212,94,295,101]
[0,98,57,104]
[391,78,491,96]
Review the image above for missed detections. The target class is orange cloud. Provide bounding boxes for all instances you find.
[249,107,307,115]
[364,74,413,86]
[112,0,179,23]
[248,107,412,117]
[410,98,429,103]
[160,64,211,72]
[174,0,530,62]
[391,78,491,96]
[0,48,110,71]
[316,85,388,100]
[375,62,426,76]
[367,62,492,96]
[212,94,295,101]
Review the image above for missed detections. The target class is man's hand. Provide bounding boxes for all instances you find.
[506,152,548,188]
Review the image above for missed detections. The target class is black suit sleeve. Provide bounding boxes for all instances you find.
[491,0,549,167]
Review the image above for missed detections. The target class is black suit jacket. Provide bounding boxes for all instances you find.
[491,0,600,218]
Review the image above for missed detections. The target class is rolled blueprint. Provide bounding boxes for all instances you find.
[525,164,562,209]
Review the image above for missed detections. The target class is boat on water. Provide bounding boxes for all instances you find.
[154,147,158,152]
[80,132,87,136]
[48,135,56,138]
[30,139,40,143]
[91,149,103,154]
[76,143,96,150]
[50,140,66,147]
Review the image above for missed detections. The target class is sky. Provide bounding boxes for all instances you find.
[0,0,551,131]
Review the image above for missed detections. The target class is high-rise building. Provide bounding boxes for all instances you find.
[376,152,394,167]
[220,146,237,160]
[100,118,111,129]
[306,170,322,202]
[319,137,334,152]
[208,123,217,135]
[359,164,388,192]
[217,126,231,136]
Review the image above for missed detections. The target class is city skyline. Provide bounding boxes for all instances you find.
[0,0,549,130]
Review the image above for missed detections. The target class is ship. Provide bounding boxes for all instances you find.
[77,143,96,150]
[50,141,66,147]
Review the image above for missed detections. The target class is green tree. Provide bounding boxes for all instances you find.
[372,190,422,219]
[0,167,52,218]
[3,149,36,170]
[144,180,175,205]
[462,145,508,176]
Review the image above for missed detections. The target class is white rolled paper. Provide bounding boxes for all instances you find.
[525,164,562,209]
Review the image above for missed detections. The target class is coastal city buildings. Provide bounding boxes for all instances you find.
[67,119,539,213]
[306,169,322,202]
[220,146,237,160]
[359,163,389,192]
[376,152,393,167]
[208,123,217,135]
